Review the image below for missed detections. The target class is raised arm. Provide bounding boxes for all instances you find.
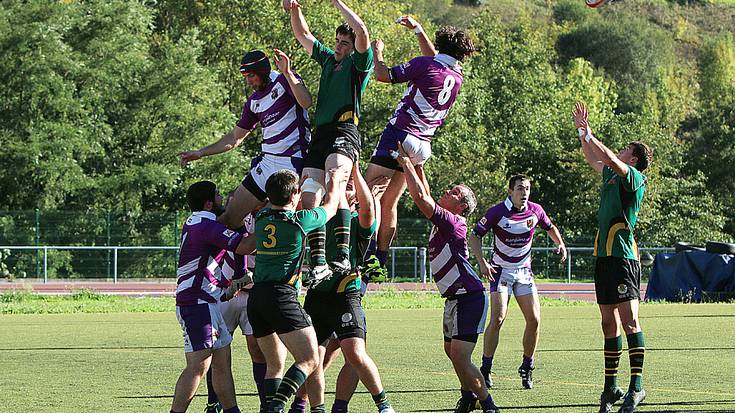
[352,162,379,229]
[287,1,316,55]
[371,39,391,83]
[331,0,369,53]
[396,155,435,219]
[178,127,250,167]
[546,225,567,262]
[273,48,312,109]
[573,101,629,176]
[396,15,436,57]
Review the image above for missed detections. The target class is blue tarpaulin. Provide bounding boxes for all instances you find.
[647,250,735,302]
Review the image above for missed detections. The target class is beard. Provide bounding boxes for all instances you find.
[213,203,226,216]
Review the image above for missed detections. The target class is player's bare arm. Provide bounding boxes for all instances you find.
[396,154,435,219]
[574,101,629,176]
[396,15,436,57]
[468,232,496,280]
[235,231,257,256]
[371,39,391,83]
[331,0,370,53]
[287,0,316,55]
[352,161,381,229]
[547,225,567,262]
[273,48,313,109]
[178,126,251,167]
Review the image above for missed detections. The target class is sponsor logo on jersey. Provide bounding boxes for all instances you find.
[223,229,236,237]
[271,88,279,99]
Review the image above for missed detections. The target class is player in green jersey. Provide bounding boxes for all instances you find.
[574,102,653,413]
[284,0,374,282]
[248,167,348,413]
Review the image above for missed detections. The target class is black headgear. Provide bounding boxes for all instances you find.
[240,50,270,75]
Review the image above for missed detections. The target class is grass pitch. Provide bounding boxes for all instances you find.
[1,295,734,413]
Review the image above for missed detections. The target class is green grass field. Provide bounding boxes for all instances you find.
[1,294,734,413]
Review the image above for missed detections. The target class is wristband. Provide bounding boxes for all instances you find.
[414,24,423,34]
[577,127,592,143]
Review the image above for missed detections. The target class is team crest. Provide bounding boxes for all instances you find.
[526,219,534,229]
[271,89,279,99]
[256,165,263,175]
[617,284,628,295]
[222,229,236,237]
[341,313,353,323]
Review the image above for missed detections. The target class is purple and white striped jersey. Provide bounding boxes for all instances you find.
[176,211,244,306]
[237,71,311,158]
[429,205,485,298]
[473,198,553,270]
[388,54,464,140]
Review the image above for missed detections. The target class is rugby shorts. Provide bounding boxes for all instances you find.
[594,256,642,305]
[242,153,304,201]
[489,266,537,297]
[219,291,252,336]
[443,290,488,343]
[247,282,311,338]
[303,122,361,169]
[303,289,366,345]
[176,303,233,353]
[370,123,432,171]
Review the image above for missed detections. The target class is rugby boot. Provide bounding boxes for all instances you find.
[480,366,493,388]
[598,386,625,413]
[204,402,222,413]
[304,264,333,288]
[377,406,395,413]
[518,365,534,389]
[329,253,352,276]
[479,396,501,413]
[618,389,646,413]
[453,396,478,413]
[360,255,388,283]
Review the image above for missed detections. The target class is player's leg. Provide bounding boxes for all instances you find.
[514,274,541,389]
[246,333,268,410]
[375,174,406,269]
[172,348,214,412]
[219,175,267,229]
[290,338,340,413]
[618,299,646,413]
[323,152,354,274]
[210,344,239,411]
[333,361,359,413]
[339,337,393,412]
[301,149,330,281]
[274,327,324,411]
[256,333,288,406]
[481,288,509,388]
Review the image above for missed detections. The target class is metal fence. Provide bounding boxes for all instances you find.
[0,245,673,283]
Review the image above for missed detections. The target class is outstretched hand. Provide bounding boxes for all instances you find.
[273,48,291,74]
[572,101,589,129]
[177,150,202,167]
[282,0,300,11]
[371,39,385,54]
[556,244,567,262]
[395,15,419,30]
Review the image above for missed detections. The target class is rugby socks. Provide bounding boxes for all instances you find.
[481,355,494,377]
[371,390,391,409]
[310,404,326,413]
[223,407,241,413]
[331,399,349,413]
[479,394,497,410]
[264,377,282,404]
[334,208,352,258]
[460,389,474,402]
[521,354,534,370]
[308,226,328,267]
[252,362,267,408]
[627,331,645,391]
[604,335,623,389]
[205,368,219,405]
[288,397,307,413]
[271,365,308,409]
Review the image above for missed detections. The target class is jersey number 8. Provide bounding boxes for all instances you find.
[437,75,456,106]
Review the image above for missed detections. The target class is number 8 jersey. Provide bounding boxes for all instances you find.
[387,53,464,141]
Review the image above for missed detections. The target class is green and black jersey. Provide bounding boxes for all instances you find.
[594,165,646,260]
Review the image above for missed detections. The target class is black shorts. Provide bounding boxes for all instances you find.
[247,283,312,338]
[303,289,366,344]
[594,256,642,305]
[303,123,361,169]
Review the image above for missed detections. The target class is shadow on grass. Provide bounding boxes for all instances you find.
[410,398,735,412]
[537,347,735,352]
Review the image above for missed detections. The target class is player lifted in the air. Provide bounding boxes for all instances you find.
[178,48,312,230]
[468,175,567,390]
[362,16,476,280]
[574,101,652,413]
[283,0,374,282]
[395,148,501,413]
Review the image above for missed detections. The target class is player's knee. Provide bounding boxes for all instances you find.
[600,318,618,335]
[621,318,641,334]
[489,315,505,331]
[527,316,540,330]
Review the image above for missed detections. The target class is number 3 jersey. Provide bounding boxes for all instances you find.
[387,53,464,141]
[253,207,328,285]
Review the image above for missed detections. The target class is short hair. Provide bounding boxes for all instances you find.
[435,26,476,62]
[630,141,653,172]
[508,174,531,190]
[336,23,356,44]
[265,169,300,206]
[186,181,217,212]
[457,185,477,217]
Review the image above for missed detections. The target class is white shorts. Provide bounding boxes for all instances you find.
[400,133,432,166]
[219,291,253,336]
[243,154,304,200]
[176,303,233,353]
[442,291,488,341]
[490,267,537,297]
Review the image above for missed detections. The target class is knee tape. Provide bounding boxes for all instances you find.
[301,177,325,198]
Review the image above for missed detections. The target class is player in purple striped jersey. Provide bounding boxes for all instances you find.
[171,181,256,413]
[395,151,501,413]
[363,16,476,281]
[178,48,312,230]
[468,175,567,390]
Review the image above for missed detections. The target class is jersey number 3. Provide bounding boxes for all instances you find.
[263,224,277,248]
[437,75,456,105]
